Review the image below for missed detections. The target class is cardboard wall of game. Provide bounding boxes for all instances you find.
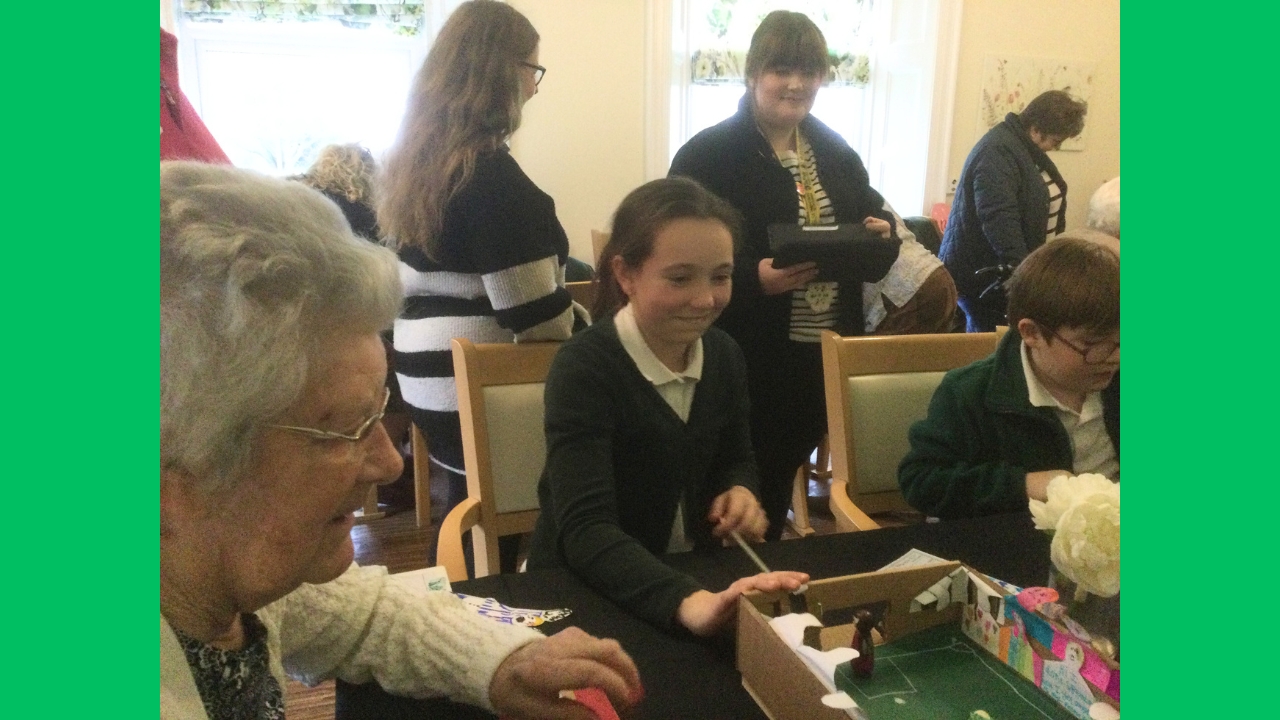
[737,562,963,720]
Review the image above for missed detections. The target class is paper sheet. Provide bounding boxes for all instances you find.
[388,566,452,596]
[878,548,948,571]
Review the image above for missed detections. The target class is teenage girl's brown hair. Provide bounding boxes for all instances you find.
[594,177,743,320]
[744,11,829,86]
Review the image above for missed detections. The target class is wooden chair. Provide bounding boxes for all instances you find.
[409,423,432,529]
[565,280,598,313]
[436,338,562,582]
[590,229,610,266]
[786,436,831,537]
[821,328,1007,530]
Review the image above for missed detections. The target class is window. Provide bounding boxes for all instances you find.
[174,1,454,175]
[678,0,875,158]
[647,0,961,216]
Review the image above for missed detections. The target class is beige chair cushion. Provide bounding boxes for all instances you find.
[482,383,546,514]
[847,371,947,494]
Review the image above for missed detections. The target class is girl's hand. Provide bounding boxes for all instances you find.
[759,258,819,294]
[862,216,892,239]
[707,485,768,542]
[676,571,811,636]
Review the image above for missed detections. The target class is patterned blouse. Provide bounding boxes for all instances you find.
[778,135,839,342]
[175,613,285,720]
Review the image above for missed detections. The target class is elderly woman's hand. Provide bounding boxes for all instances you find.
[707,485,768,542]
[759,258,819,295]
[676,571,811,637]
[862,216,892,239]
[489,627,643,719]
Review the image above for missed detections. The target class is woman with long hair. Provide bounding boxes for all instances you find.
[379,0,580,564]
[527,178,807,637]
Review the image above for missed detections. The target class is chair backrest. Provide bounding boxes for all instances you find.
[591,229,610,266]
[565,280,598,312]
[448,338,561,578]
[821,328,1007,516]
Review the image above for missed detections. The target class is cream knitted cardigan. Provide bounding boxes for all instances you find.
[160,563,543,720]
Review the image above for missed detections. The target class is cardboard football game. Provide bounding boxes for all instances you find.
[736,561,1119,720]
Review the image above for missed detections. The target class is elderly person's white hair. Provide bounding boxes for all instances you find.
[160,162,402,490]
[1086,176,1120,238]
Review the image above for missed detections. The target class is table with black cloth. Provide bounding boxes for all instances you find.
[335,513,1049,720]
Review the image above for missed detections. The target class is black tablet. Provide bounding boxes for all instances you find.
[767,223,885,281]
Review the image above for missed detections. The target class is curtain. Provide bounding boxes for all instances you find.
[179,1,425,35]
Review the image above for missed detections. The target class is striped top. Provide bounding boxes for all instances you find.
[778,140,839,342]
[393,149,576,418]
[1042,169,1066,241]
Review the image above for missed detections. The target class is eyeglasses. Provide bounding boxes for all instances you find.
[269,388,391,443]
[1044,327,1119,365]
[520,61,546,86]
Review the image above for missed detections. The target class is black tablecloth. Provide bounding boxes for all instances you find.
[335,513,1049,720]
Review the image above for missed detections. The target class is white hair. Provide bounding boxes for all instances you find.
[160,162,402,489]
[1086,176,1120,238]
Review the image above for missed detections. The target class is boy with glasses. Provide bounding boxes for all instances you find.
[899,236,1119,518]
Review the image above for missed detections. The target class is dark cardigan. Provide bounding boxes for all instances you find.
[668,94,900,349]
[526,319,760,631]
[898,331,1119,519]
[940,112,1068,298]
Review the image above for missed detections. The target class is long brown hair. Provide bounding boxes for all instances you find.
[593,177,743,320]
[377,0,538,259]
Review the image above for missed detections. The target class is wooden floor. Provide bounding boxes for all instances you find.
[282,473,896,720]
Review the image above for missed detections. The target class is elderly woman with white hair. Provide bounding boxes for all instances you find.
[159,162,641,720]
[1087,176,1120,239]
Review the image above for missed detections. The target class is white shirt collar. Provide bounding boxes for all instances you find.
[615,303,704,385]
[1020,339,1102,421]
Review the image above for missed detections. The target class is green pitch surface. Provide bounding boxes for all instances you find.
[834,624,1077,720]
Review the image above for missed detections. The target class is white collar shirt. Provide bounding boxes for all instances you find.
[1021,341,1119,481]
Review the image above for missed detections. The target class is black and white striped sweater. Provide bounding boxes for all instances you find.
[393,147,575,419]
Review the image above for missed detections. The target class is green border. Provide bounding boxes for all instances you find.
[9,7,154,718]
[25,2,1252,718]
[1127,3,1269,716]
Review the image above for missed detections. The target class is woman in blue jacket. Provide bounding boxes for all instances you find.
[940,90,1087,331]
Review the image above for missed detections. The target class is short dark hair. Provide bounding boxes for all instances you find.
[1007,235,1118,335]
[744,10,829,84]
[1019,90,1088,139]
[594,177,743,320]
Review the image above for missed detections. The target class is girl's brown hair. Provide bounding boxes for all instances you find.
[377,0,538,260]
[593,177,743,320]
[744,10,829,86]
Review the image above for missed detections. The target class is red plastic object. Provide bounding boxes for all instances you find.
[931,202,951,235]
[562,687,622,720]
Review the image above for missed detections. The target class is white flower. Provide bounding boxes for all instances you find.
[1050,490,1120,597]
[1029,473,1117,531]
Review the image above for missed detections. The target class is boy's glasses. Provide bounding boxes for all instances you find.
[269,388,391,442]
[1045,328,1119,364]
[520,61,546,85]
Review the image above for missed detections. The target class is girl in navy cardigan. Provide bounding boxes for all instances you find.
[528,178,808,635]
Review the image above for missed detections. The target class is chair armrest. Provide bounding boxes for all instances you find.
[438,497,482,583]
[828,481,882,532]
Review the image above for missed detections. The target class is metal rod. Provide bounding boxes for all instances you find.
[730,530,772,574]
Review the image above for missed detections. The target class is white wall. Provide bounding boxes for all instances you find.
[947,0,1120,230]
[507,0,648,263]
